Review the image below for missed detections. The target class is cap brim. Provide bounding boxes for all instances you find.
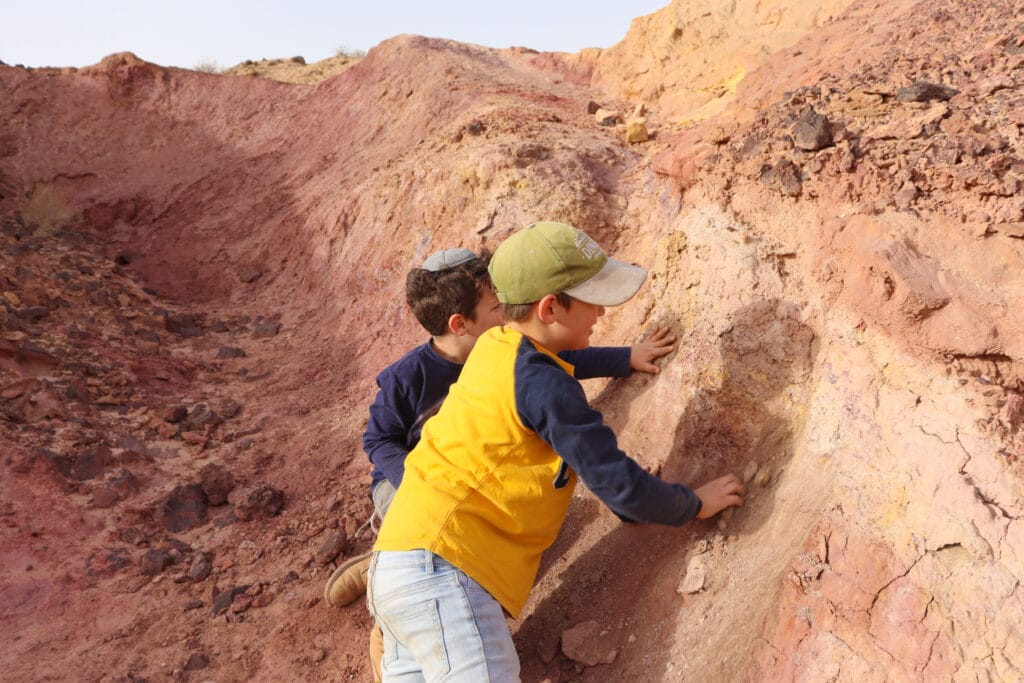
[563,258,647,306]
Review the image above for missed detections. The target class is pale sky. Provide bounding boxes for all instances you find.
[3,1,668,70]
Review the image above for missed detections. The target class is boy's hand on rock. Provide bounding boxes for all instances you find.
[630,326,676,374]
[695,474,746,519]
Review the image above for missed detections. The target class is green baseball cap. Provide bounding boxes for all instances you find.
[489,222,647,306]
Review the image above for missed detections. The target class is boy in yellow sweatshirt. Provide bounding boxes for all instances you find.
[370,222,745,680]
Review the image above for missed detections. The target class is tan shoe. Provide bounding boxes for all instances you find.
[324,550,372,607]
[369,623,384,682]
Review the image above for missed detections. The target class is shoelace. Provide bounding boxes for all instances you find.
[355,509,382,538]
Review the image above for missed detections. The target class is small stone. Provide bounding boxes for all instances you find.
[342,514,358,537]
[677,555,707,595]
[190,552,213,583]
[212,585,250,615]
[586,100,601,115]
[707,126,731,144]
[85,547,131,577]
[155,484,209,532]
[996,222,1024,238]
[164,313,204,338]
[561,620,618,666]
[159,404,188,423]
[213,398,241,419]
[896,81,959,103]
[792,109,833,151]
[14,345,60,375]
[894,180,918,209]
[594,108,619,126]
[1,377,35,399]
[120,527,146,546]
[252,592,274,608]
[742,461,759,483]
[754,467,772,487]
[231,593,253,613]
[233,483,284,521]
[625,118,649,143]
[717,507,735,531]
[92,486,120,509]
[238,268,262,284]
[315,530,347,565]
[216,346,246,359]
[140,548,173,576]
[212,510,238,528]
[185,403,222,432]
[252,321,281,339]
[198,463,235,506]
[759,159,802,197]
[184,653,209,671]
[16,305,50,322]
[111,464,140,491]
[183,599,204,611]
[3,291,22,306]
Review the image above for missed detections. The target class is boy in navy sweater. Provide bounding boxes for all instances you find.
[325,247,674,608]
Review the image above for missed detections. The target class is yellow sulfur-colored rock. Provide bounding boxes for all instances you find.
[626,117,649,143]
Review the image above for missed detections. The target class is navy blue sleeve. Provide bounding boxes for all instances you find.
[515,345,701,525]
[559,346,631,380]
[363,368,415,489]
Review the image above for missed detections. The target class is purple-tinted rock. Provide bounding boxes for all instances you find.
[155,484,209,532]
[234,483,284,521]
[896,81,959,102]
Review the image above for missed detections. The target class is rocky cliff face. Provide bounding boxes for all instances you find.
[1,1,1022,681]
[590,0,858,122]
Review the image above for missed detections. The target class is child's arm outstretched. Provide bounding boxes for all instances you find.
[629,325,676,374]
[562,325,676,379]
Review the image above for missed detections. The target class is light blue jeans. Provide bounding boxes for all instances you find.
[367,549,520,682]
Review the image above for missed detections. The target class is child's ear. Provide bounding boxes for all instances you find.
[536,294,559,324]
[448,313,468,336]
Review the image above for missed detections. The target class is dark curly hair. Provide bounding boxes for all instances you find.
[406,250,493,336]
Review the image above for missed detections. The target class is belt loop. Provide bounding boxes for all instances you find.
[423,549,434,574]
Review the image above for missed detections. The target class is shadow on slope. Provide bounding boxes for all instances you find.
[515,298,817,680]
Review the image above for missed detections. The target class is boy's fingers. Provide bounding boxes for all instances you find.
[724,479,746,494]
[645,326,674,343]
[650,343,674,358]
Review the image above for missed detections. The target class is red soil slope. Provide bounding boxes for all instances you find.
[1,0,1022,680]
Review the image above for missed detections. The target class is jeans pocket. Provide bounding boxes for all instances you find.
[389,598,451,680]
